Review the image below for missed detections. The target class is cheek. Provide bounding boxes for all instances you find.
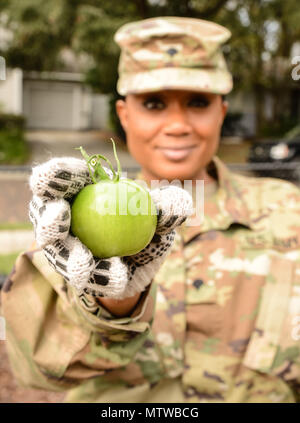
[192,109,223,140]
[191,111,223,163]
[193,112,223,158]
[126,112,161,158]
[127,110,160,140]
[125,121,152,162]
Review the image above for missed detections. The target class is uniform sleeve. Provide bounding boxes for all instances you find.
[242,254,300,401]
[0,249,155,392]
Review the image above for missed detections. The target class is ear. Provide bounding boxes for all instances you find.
[116,99,128,132]
[221,100,229,125]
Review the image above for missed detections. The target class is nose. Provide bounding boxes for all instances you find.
[163,103,192,137]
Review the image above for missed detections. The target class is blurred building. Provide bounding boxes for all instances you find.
[0,20,110,130]
[0,68,109,130]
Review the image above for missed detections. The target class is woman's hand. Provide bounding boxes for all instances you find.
[29,157,193,302]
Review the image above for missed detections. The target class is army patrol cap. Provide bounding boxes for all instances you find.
[114,16,233,96]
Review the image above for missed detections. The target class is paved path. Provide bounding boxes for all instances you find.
[0,179,32,223]
[25,129,139,168]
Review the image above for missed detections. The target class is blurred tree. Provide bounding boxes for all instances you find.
[0,0,79,70]
[217,0,300,136]
[0,0,299,138]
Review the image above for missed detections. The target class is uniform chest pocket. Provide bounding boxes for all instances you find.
[185,260,222,339]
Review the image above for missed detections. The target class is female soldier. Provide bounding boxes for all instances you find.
[1,17,300,403]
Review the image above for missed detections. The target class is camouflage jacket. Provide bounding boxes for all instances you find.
[1,157,300,403]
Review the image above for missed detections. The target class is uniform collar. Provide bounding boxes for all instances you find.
[178,156,254,243]
[209,156,252,228]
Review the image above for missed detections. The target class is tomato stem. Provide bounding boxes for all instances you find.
[110,138,122,182]
[76,146,113,183]
[76,142,122,184]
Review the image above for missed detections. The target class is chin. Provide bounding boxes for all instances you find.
[152,166,198,182]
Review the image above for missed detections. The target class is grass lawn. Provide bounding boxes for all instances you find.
[0,223,32,275]
[0,252,20,275]
[0,222,33,230]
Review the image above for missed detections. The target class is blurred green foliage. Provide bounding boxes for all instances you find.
[260,117,300,138]
[285,124,300,140]
[0,114,26,131]
[0,129,30,164]
[0,114,29,164]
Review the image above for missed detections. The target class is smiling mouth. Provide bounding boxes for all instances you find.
[156,145,196,161]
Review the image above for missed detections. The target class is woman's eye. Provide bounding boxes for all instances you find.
[188,97,210,108]
[143,98,165,110]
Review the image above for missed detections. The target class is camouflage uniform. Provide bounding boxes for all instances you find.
[1,157,300,403]
[2,17,300,403]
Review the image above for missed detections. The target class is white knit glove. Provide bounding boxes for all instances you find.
[29,157,193,304]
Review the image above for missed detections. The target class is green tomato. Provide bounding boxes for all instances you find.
[71,178,157,258]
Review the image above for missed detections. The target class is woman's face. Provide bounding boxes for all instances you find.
[116,90,228,183]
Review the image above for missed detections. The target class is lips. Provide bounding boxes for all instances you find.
[156,146,196,161]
